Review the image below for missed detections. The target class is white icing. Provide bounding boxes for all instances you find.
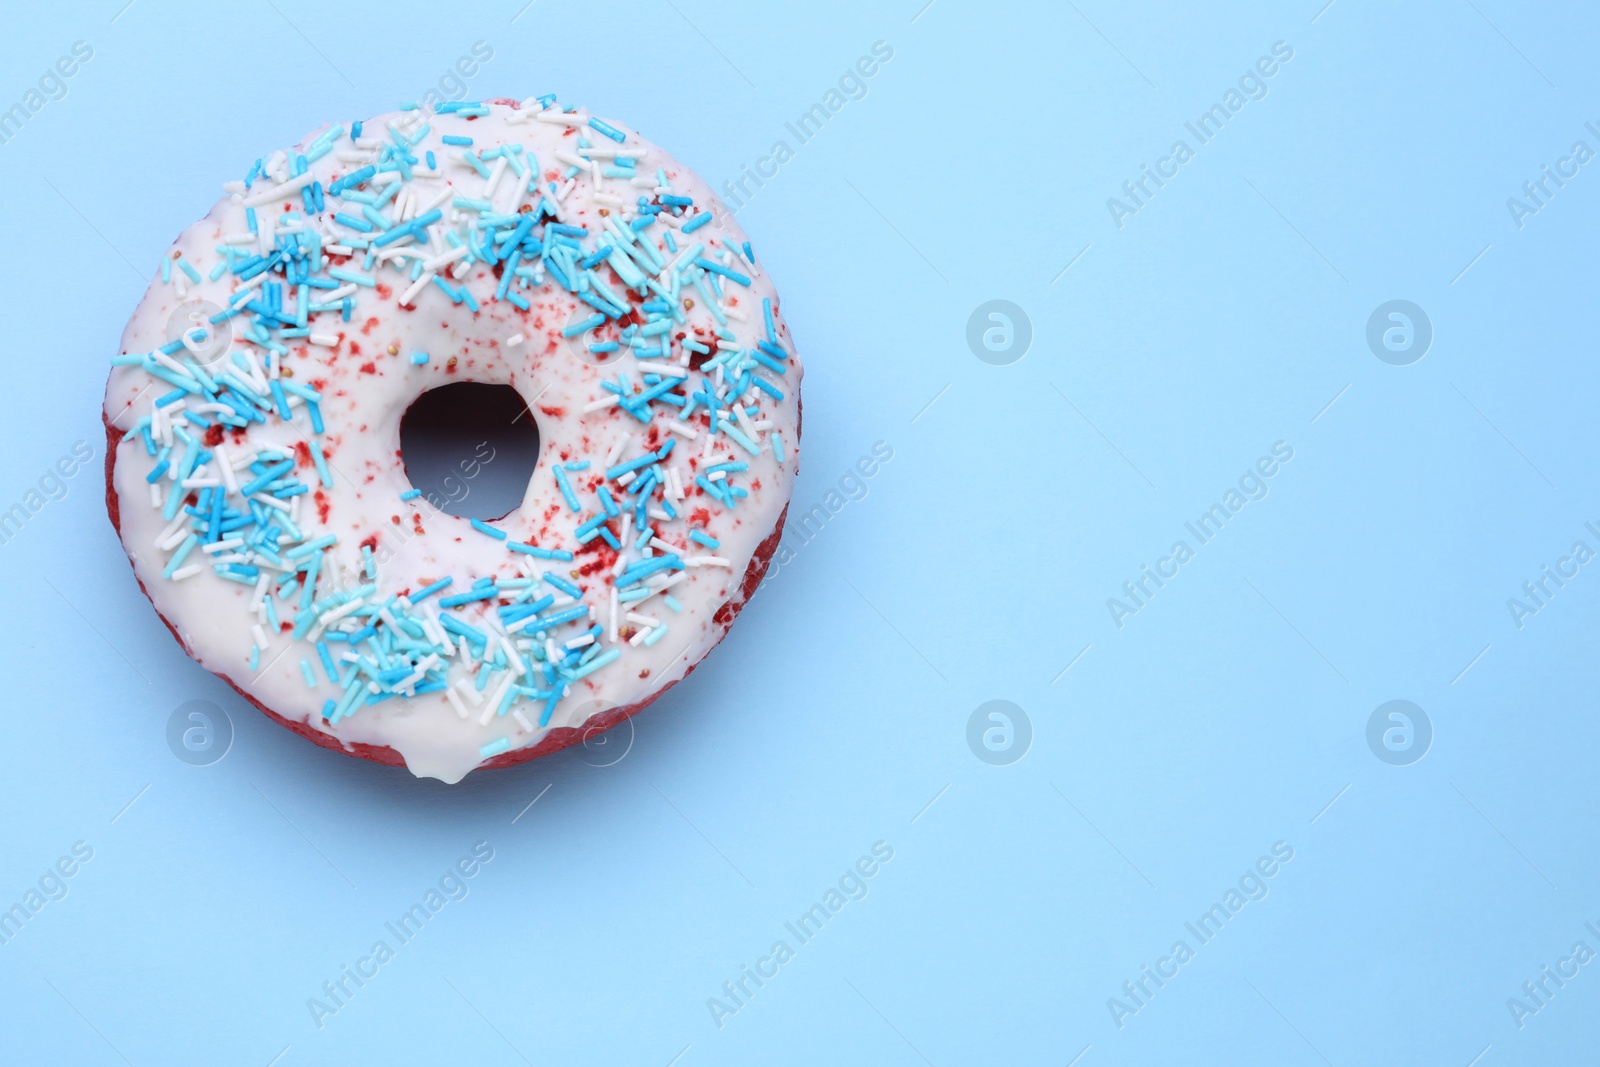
[104,100,801,783]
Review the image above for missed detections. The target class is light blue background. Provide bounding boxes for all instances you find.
[2,1,1597,1063]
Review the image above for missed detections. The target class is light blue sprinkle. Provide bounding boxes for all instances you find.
[471,518,508,540]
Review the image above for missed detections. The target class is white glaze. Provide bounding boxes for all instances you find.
[104,99,801,782]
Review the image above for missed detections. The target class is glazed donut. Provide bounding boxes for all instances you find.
[103,96,802,782]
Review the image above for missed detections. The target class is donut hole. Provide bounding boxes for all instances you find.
[399,383,540,521]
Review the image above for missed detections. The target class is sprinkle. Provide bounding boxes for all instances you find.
[509,542,574,561]
[308,439,334,488]
[480,738,511,759]
[552,465,581,512]
[400,488,422,500]
[410,577,453,602]
[439,585,498,608]
[695,257,751,286]
[460,518,503,544]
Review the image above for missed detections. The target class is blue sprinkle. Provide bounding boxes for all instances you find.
[410,576,454,602]
[588,117,626,142]
[470,518,508,540]
[509,542,574,561]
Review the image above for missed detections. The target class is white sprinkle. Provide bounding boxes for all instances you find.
[481,672,516,726]
[685,555,731,568]
[251,623,272,649]
[633,361,687,378]
[498,633,528,676]
[213,443,239,494]
[153,512,188,549]
[512,710,534,734]
[454,677,484,706]
[155,520,189,551]
[309,332,339,347]
[201,538,245,555]
[170,563,204,581]
[668,421,698,441]
[422,245,470,272]
[420,184,456,216]
[149,351,197,380]
[445,686,469,720]
[507,332,526,348]
[241,170,316,207]
[399,271,435,307]
[536,110,588,126]
[582,395,619,415]
[732,403,762,446]
[605,435,633,467]
[483,155,509,198]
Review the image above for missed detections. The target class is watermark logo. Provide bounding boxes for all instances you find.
[0,41,94,148]
[762,441,893,587]
[1365,700,1431,766]
[0,439,97,548]
[966,700,1031,765]
[1506,123,1600,230]
[164,299,232,368]
[1507,921,1600,1031]
[166,699,233,766]
[572,700,632,767]
[0,840,94,948]
[1108,442,1295,629]
[966,300,1032,365]
[720,41,896,215]
[1106,41,1295,229]
[706,841,894,1031]
[1365,300,1432,365]
[307,841,495,1029]
[563,307,625,367]
[1108,841,1295,1028]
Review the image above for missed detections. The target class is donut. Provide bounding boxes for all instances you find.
[103,96,802,783]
